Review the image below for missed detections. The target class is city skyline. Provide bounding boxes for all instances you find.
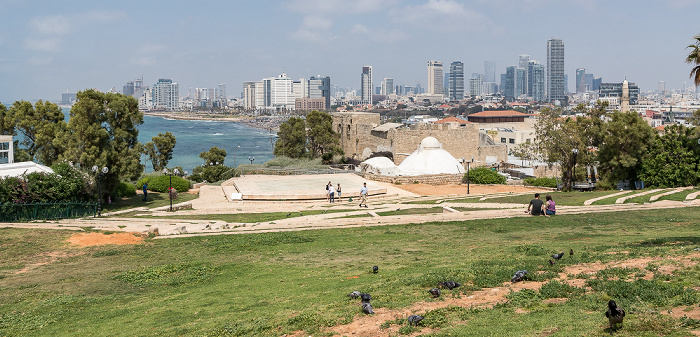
[1,0,700,102]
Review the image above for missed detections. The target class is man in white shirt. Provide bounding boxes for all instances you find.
[359,182,368,208]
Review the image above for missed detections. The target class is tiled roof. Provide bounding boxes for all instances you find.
[433,116,470,124]
[468,110,531,117]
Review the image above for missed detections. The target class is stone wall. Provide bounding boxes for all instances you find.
[359,172,463,185]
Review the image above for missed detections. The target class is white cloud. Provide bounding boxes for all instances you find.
[291,16,334,42]
[390,0,495,33]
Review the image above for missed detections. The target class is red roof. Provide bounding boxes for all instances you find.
[654,125,666,130]
[438,104,452,109]
[433,116,471,124]
[468,110,531,117]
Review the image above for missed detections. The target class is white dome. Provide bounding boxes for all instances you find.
[397,137,465,176]
[360,156,398,176]
[419,136,442,150]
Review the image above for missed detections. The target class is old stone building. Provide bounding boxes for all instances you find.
[332,111,507,165]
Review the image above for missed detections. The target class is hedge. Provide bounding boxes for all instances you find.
[463,167,506,184]
[523,177,558,188]
[116,182,137,197]
[137,175,190,193]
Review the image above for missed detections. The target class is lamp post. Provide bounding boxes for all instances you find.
[163,168,179,211]
[233,145,240,168]
[248,156,255,165]
[92,165,109,216]
[572,148,579,188]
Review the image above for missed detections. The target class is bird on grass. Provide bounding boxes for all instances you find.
[362,302,374,314]
[347,291,361,299]
[360,293,372,302]
[438,281,461,290]
[322,210,328,214]
[570,249,574,258]
[428,288,441,298]
[372,265,378,273]
[605,300,625,334]
[511,270,528,283]
[551,252,565,260]
[549,259,556,266]
[407,315,424,326]
[286,213,292,217]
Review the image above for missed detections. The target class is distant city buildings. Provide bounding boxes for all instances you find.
[599,80,640,106]
[361,66,373,104]
[427,61,444,95]
[449,61,464,101]
[151,78,180,111]
[242,73,331,112]
[546,38,565,103]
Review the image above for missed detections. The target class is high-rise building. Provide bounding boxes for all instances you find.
[592,77,602,91]
[658,81,666,93]
[484,61,496,83]
[599,81,640,105]
[381,78,394,96]
[361,66,373,104]
[518,55,530,96]
[546,38,565,102]
[505,66,516,100]
[152,78,179,111]
[293,78,308,99]
[469,74,482,98]
[449,61,464,101]
[517,68,526,97]
[308,76,331,109]
[427,60,444,95]
[123,81,135,96]
[243,81,257,109]
[530,62,545,101]
[576,68,586,93]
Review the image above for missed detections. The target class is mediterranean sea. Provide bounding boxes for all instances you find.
[60,108,275,173]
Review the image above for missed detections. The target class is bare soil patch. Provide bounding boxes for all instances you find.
[67,232,144,247]
[395,183,547,196]
[15,250,83,274]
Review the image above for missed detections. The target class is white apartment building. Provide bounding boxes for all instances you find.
[427,61,443,95]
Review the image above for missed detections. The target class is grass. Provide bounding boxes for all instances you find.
[132,209,356,223]
[624,188,674,204]
[102,192,199,212]
[658,188,700,202]
[445,190,623,206]
[1,208,700,336]
[375,206,444,216]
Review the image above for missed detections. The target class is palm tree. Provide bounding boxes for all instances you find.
[686,34,700,86]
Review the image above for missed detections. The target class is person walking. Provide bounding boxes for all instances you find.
[336,183,342,202]
[359,182,368,208]
[526,193,545,216]
[326,181,331,202]
[545,195,556,216]
[142,183,148,202]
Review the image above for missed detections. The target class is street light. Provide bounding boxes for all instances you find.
[248,156,255,165]
[92,165,109,216]
[233,145,240,168]
[572,148,579,188]
[163,168,179,211]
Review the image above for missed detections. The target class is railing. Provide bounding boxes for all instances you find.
[240,166,357,176]
[0,202,97,222]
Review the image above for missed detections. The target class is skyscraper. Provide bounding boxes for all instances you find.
[576,68,586,93]
[546,38,565,102]
[518,55,530,96]
[505,66,516,100]
[361,66,373,104]
[449,61,464,101]
[427,60,444,95]
[152,78,179,111]
[531,62,545,102]
[308,76,331,108]
[381,78,394,95]
[484,61,496,83]
[469,74,482,98]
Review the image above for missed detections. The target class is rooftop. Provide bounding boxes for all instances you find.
[469,110,531,118]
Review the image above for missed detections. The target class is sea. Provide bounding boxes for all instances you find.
[58,108,275,173]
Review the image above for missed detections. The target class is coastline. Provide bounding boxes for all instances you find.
[142,111,283,132]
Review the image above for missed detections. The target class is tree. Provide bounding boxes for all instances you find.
[0,102,12,135]
[58,90,144,202]
[274,117,306,158]
[199,146,226,166]
[9,100,67,166]
[639,124,700,187]
[596,111,654,183]
[306,110,340,158]
[686,34,700,86]
[143,131,176,171]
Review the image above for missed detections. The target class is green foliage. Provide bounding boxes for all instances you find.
[190,165,235,183]
[143,131,176,171]
[8,100,67,166]
[0,163,89,203]
[686,34,700,86]
[538,280,584,298]
[639,124,700,187]
[586,278,699,307]
[274,117,307,158]
[523,177,558,188]
[114,263,217,286]
[597,111,655,182]
[136,175,190,193]
[115,182,136,198]
[306,110,341,158]
[463,167,506,184]
[199,146,226,166]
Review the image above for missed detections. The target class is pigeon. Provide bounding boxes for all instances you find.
[605,300,625,334]
[372,265,378,273]
[428,288,441,298]
[286,213,292,217]
[511,270,528,283]
[438,281,461,290]
[322,210,328,213]
[347,291,361,299]
[551,252,565,260]
[549,259,556,266]
[570,249,574,258]
[360,293,372,302]
[407,315,424,326]
[362,302,374,314]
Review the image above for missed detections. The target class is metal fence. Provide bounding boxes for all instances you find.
[0,202,97,222]
[240,167,357,176]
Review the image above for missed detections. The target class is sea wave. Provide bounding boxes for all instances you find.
[212,133,224,136]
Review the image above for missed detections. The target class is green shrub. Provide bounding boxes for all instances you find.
[463,167,506,184]
[523,177,558,188]
[0,163,90,203]
[137,175,190,193]
[116,182,136,197]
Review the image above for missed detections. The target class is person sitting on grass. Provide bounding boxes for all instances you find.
[526,193,546,216]
[545,195,556,216]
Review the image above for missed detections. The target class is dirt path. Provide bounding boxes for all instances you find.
[395,183,548,196]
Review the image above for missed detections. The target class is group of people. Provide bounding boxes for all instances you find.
[527,193,556,216]
[326,181,369,208]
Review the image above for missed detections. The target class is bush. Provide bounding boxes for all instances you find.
[463,167,506,184]
[116,182,136,197]
[137,175,190,193]
[189,165,235,183]
[523,177,558,188]
[0,163,90,204]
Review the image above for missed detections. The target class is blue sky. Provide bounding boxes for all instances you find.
[1,0,700,103]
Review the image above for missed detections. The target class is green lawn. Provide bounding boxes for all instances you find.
[375,206,444,216]
[134,209,357,223]
[1,208,700,336]
[102,192,199,212]
[447,190,623,206]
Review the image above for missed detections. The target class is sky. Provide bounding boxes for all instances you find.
[1,0,700,103]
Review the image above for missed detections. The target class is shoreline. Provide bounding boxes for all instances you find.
[142,111,283,132]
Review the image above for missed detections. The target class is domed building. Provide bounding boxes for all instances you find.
[360,137,465,177]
